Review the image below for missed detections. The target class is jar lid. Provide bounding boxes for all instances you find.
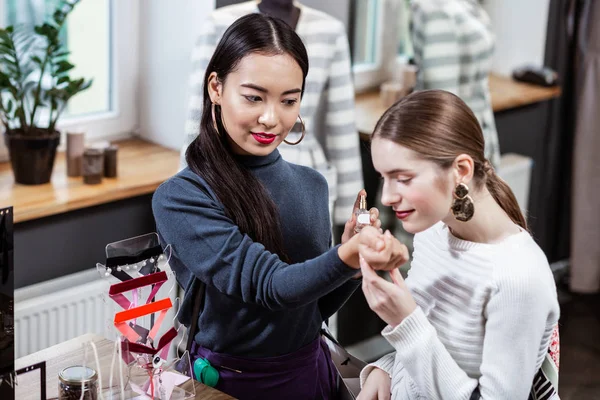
[84,148,104,156]
[59,366,98,385]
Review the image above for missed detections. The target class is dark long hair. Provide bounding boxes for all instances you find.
[373,90,528,230]
[186,14,309,260]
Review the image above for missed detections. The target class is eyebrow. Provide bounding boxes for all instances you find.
[383,168,413,175]
[240,83,302,95]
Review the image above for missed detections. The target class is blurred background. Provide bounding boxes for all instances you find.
[0,1,598,398]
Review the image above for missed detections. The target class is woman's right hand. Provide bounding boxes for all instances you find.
[357,368,391,400]
[338,226,408,271]
[358,227,409,272]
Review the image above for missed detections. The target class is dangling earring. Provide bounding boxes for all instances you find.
[451,183,474,222]
[284,115,305,145]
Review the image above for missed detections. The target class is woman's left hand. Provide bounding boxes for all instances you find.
[341,190,381,245]
[359,256,417,327]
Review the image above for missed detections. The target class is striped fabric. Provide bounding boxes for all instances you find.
[529,324,561,400]
[181,1,363,225]
[411,0,501,168]
[359,222,561,399]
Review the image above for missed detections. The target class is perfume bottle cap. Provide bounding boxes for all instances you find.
[359,194,367,210]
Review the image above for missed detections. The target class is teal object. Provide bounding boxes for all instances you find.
[193,357,219,387]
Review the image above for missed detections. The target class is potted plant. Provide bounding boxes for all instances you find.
[0,0,92,185]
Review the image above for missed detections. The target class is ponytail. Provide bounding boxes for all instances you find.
[483,161,528,231]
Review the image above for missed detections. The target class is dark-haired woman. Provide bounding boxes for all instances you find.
[152,13,407,400]
[357,90,560,400]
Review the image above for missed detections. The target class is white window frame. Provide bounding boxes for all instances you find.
[352,0,409,93]
[0,0,139,149]
[352,0,385,93]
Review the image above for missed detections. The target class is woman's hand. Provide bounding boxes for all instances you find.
[337,226,407,272]
[341,190,381,245]
[359,254,417,327]
[358,227,409,272]
[357,368,392,400]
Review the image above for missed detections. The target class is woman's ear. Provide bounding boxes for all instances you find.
[452,154,475,185]
[207,72,222,105]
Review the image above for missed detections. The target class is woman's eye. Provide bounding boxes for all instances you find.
[283,99,298,106]
[397,178,412,184]
[244,95,262,103]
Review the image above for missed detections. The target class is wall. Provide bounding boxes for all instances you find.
[483,0,551,76]
[137,0,216,150]
[14,195,156,289]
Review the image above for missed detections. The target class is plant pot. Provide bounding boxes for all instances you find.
[4,128,60,185]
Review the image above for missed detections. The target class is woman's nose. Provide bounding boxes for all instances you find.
[258,104,277,129]
[380,181,401,207]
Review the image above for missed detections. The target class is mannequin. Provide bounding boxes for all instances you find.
[257,0,301,29]
[410,0,500,168]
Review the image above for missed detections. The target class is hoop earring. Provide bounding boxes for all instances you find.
[284,115,305,145]
[451,183,474,222]
[211,103,220,133]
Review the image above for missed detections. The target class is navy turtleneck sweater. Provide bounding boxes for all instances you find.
[152,149,360,357]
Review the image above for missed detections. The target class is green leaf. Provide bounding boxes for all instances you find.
[52,49,70,58]
[22,80,38,95]
[80,79,92,92]
[15,105,25,119]
[53,10,66,25]
[6,99,13,114]
[56,60,74,74]
[31,55,43,65]
[57,76,70,85]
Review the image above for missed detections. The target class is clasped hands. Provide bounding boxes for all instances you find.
[341,190,417,328]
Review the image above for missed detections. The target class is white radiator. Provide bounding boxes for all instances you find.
[14,268,178,359]
[14,269,116,358]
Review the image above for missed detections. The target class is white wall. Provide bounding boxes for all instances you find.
[483,0,550,76]
[137,0,216,150]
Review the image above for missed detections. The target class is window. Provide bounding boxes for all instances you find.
[0,0,138,142]
[397,0,413,59]
[6,0,110,117]
[350,0,411,92]
[351,0,379,67]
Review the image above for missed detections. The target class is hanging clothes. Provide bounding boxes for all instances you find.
[181,1,363,225]
[570,0,600,293]
[410,0,500,168]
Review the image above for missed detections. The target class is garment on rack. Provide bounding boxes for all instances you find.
[570,0,600,293]
[411,0,500,167]
[181,1,363,224]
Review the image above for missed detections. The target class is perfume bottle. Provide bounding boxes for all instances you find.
[354,194,370,233]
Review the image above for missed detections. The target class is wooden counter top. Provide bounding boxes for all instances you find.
[0,138,180,223]
[355,73,561,135]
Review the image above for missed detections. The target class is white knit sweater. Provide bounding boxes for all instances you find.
[360,222,560,399]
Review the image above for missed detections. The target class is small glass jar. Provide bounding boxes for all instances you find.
[82,148,104,185]
[58,366,98,400]
[103,144,118,178]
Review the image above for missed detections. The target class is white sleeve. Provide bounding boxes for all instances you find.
[382,271,556,399]
[359,352,396,388]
